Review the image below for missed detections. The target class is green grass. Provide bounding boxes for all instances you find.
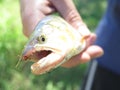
[0,0,106,90]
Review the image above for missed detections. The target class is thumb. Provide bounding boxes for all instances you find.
[49,0,90,36]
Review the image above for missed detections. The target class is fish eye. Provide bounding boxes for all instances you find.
[37,35,46,43]
[41,37,45,42]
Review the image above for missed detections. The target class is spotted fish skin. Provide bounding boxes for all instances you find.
[21,15,86,75]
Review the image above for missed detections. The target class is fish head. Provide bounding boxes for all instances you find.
[20,16,86,75]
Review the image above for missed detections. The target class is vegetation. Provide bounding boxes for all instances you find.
[0,0,106,90]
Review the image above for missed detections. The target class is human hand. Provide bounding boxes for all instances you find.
[20,0,103,68]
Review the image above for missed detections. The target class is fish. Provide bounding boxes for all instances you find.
[18,15,87,75]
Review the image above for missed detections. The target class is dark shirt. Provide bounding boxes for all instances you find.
[95,0,120,74]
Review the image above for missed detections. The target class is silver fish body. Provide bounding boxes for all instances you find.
[21,15,86,75]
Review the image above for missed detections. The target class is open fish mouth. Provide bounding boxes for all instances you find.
[31,50,52,61]
[21,46,65,75]
[22,45,62,61]
[22,48,52,62]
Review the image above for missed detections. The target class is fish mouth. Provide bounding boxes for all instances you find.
[22,49,52,62]
[32,50,52,61]
[21,46,65,75]
[22,46,61,62]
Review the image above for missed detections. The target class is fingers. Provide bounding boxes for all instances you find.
[21,11,45,37]
[77,23,91,36]
[85,45,104,59]
[21,0,90,38]
[62,45,104,68]
[41,6,56,15]
[49,0,83,27]
[20,0,56,37]
[39,0,56,15]
[85,33,97,47]
[61,33,103,68]
[61,52,90,68]
[20,0,43,37]
[49,0,91,39]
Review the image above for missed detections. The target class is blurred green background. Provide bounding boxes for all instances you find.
[0,0,106,90]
